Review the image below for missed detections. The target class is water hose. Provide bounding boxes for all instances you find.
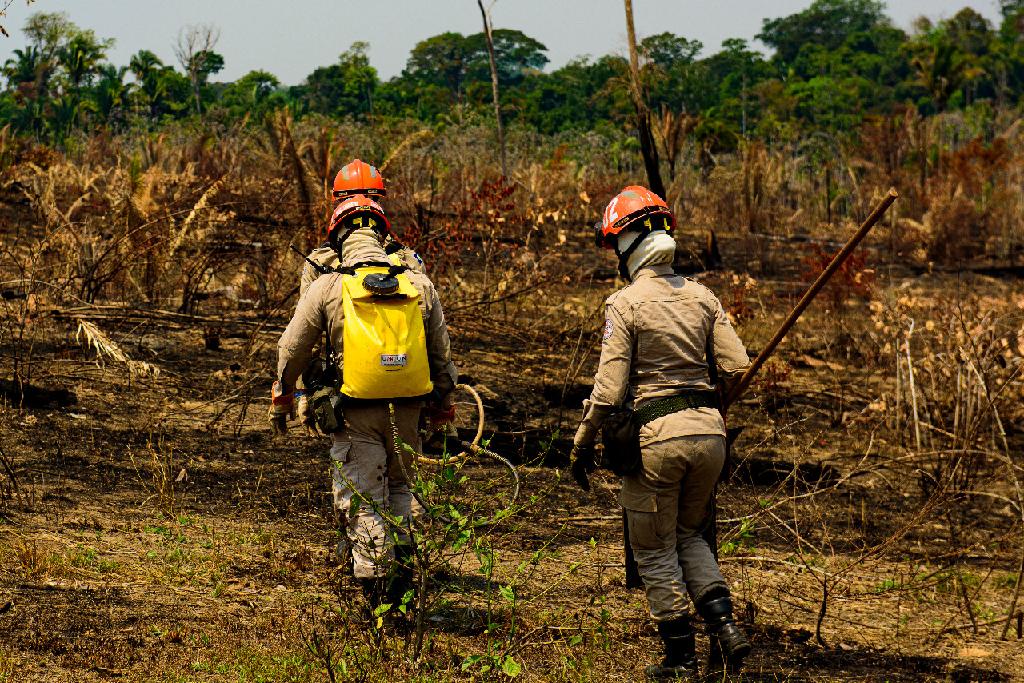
[390,384,520,525]
[414,383,485,465]
[323,385,522,580]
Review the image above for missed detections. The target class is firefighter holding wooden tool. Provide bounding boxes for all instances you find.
[569,186,751,680]
[271,195,457,608]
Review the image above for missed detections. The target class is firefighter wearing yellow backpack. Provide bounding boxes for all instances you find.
[298,159,426,301]
[272,195,458,608]
[290,159,426,432]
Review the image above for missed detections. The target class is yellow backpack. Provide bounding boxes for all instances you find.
[339,264,433,400]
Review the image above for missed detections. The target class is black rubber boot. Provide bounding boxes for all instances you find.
[698,594,751,671]
[358,577,386,614]
[387,545,415,610]
[644,616,698,680]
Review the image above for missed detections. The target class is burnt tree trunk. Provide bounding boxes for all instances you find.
[623,0,666,199]
[477,0,508,179]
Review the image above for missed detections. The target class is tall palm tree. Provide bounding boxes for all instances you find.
[59,32,108,91]
[93,64,128,125]
[3,46,47,91]
[4,47,37,83]
[908,29,978,112]
[129,50,166,119]
[3,47,50,136]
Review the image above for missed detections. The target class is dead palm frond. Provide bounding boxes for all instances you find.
[381,128,435,173]
[76,319,160,377]
[169,177,224,254]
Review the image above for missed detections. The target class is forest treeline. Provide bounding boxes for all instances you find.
[5,0,1024,148]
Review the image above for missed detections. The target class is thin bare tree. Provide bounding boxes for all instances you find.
[476,0,507,178]
[174,23,220,115]
[623,0,666,199]
[0,0,35,38]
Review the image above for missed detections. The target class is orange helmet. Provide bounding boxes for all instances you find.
[332,159,385,200]
[595,185,674,249]
[327,194,393,247]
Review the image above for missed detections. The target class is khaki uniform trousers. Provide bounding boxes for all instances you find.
[622,431,728,622]
[329,402,423,579]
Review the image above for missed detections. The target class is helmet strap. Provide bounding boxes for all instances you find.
[330,214,389,253]
[611,214,672,281]
[329,226,358,254]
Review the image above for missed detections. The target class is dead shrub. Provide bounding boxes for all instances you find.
[924,184,991,263]
[130,437,180,516]
[14,538,49,579]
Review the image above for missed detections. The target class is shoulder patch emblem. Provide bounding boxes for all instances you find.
[602,318,614,342]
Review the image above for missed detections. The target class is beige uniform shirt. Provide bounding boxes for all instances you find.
[278,241,456,399]
[574,264,749,448]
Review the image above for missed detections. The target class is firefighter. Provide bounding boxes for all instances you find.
[569,186,752,680]
[271,195,457,607]
[300,158,424,298]
[289,159,426,432]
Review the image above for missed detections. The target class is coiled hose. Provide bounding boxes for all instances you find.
[391,384,520,525]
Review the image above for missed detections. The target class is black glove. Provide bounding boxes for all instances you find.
[569,444,596,492]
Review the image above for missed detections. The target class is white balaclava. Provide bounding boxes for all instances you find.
[616,229,677,279]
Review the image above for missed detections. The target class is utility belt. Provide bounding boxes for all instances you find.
[601,390,720,476]
[633,390,719,427]
[308,378,431,434]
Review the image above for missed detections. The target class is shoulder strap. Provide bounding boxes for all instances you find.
[291,244,340,276]
[706,323,719,387]
[706,317,726,414]
[336,260,409,276]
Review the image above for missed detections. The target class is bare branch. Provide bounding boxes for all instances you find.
[174,23,221,114]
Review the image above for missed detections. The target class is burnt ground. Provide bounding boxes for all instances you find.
[1,264,1024,682]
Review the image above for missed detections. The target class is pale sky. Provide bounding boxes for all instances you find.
[0,1,1006,86]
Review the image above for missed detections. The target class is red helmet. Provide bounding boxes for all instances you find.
[332,159,385,200]
[595,185,674,249]
[327,194,393,246]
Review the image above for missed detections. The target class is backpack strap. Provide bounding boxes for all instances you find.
[337,260,409,276]
[384,240,406,255]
